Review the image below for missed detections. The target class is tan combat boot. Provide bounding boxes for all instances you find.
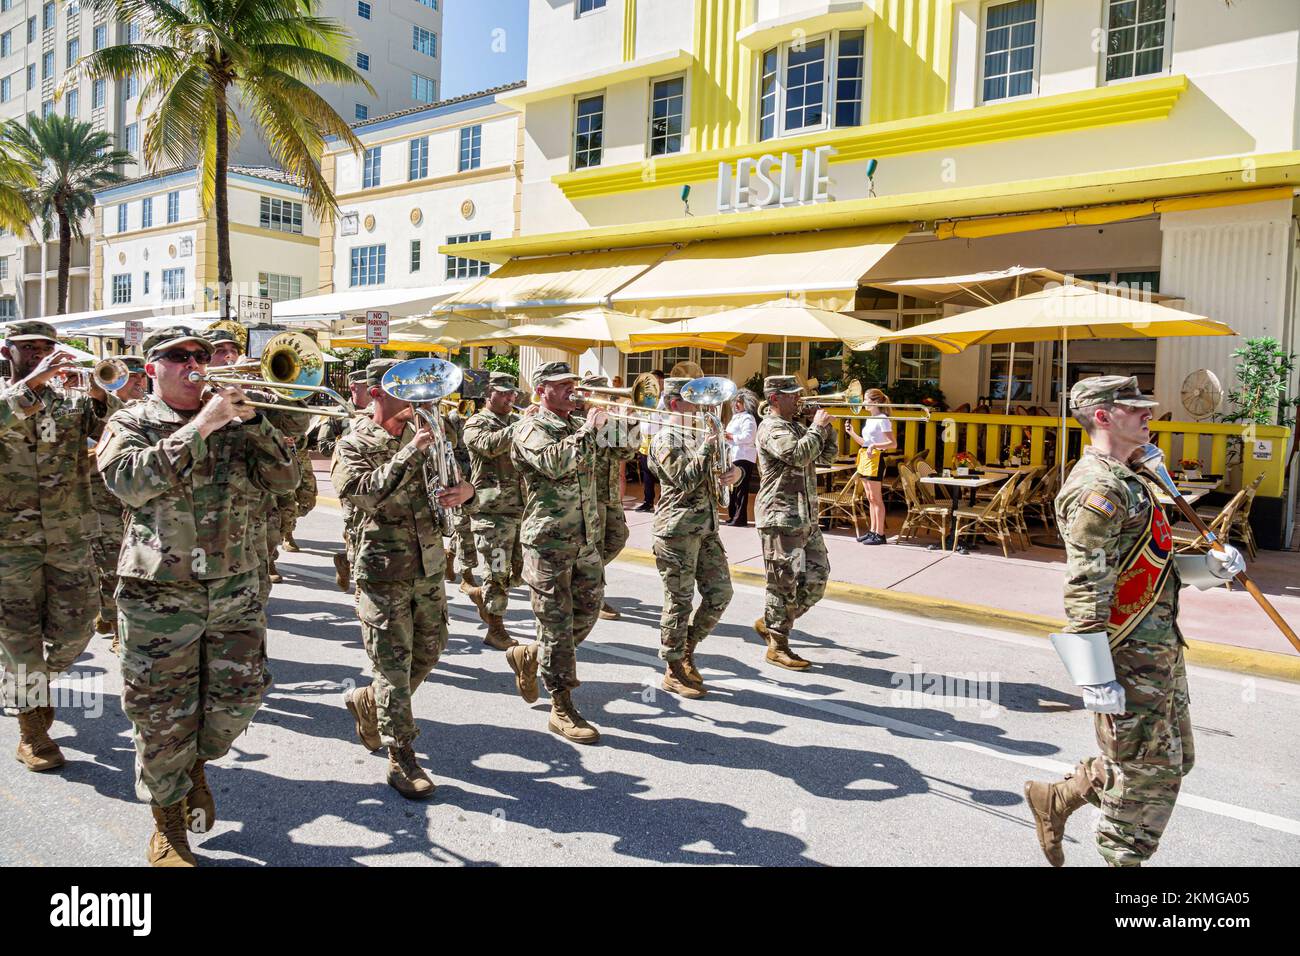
[445,560,457,583]
[765,634,811,671]
[505,642,540,704]
[344,685,381,751]
[15,710,64,772]
[599,602,620,621]
[109,621,120,657]
[460,581,489,623]
[682,639,704,687]
[662,660,706,699]
[282,532,300,553]
[332,553,350,591]
[268,559,283,584]
[185,760,216,834]
[548,690,600,745]
[36,704,54,732]
[1024,779,1089,867]
[387,745,435,800]
[148,803,198,867]
[483,614,519,651]
[753,617,769,642]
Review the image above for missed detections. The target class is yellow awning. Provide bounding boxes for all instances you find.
[611,224,909,319]
[433,247,671,316]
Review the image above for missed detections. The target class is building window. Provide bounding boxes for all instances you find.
[0,257,7,279]
[409,136,428,180]
[167,191,180,223]
[140,196,152,228]
[94,23,107,50]
[765,342,802,377]
[162,267,186,302]
[42,50,54,79]
[412,26,436,57]
[258,272,301,302]
[42,2,54,30]
[67,38,79,65]
[127,20,141,43]
[116,204,127,232]
[415,0,437,8]
[1105,0,1171,82]
[445,232,491,280]
[458,124,481,171]
[125,73,138,98]
[982,1,1037,102]
[142,271,150,296]
[26,64,35,91]
[362,146,381,188]
[64,89,78,118]
[698,351,732,378]
[350,245,386,286]
[41,99,53,118]
[259,196,303,234]
[356,52,369,71]
[357,0,370,18]
[66,0,79,15]
[0,78,9,104]
[0,298,15,319]
[1,31,10,58]
[759,30,865,140]
[573,93,603,169]
[577,0,605,14]
[92,78,105,109]
[125,123,138,152]
[111,273,131,304]
[410,240,421,272]
[649,76,685,156]
[412,73,436,103]
[0,0,8,13]
[355,103,368,120]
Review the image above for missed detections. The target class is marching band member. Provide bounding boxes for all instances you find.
[314,368,370,591]
[647,377,741,698]
[753,375,837,670]
[445,402,487,617]
[579,373,639,620]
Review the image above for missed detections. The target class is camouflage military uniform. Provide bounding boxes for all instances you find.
[512,404,605,693]
[331,416,452,747]
[464,405,524,616]
[90,448,127,631]
[0,380,106,714]
[1052,446,1191,866]
[444,408,477,574]
[648,418,733,662]
[277,440,316,543]
[581,376,638,564]
[99,394,299,807]
[755,402,837,642]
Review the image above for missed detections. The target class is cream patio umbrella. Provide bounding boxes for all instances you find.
[626,301,889,374]
[460,306,743,356]
[329,315,506,353]
[857,283,1237,479]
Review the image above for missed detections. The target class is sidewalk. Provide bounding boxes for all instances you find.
[312,459,1300,678]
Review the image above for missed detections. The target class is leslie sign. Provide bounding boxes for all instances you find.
[716,145,836,214]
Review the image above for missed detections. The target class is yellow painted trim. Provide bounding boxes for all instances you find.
[313,491,1300,682]
[623,0,637,61]
[103,219,204,243]
[498,50,694,108]
[441,148,1300,263]
[936,186,1297,239]
[689,0,750,152]
[333,163,516,203]
[318,153,337,294]
[563,73,1186,198]
[227,222,319,246]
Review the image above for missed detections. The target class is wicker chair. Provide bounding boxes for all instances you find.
[1006,468,1047,549]
[951,472,1022,557]
[1172,489,1247,555]
[897,465,951,544]
[1197,473,1264,559]
[818,473,867,537]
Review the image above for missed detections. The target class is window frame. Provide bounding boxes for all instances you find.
[412,25,437,58]
[124,123,138,152]
[91,77,105,109]
[349,244,387,287]
[167,190,180,223]
[575,0,606,17]
[356,52,370,72]
[755,28,869,142]
[458,124,481,172]
[140,195,152,229]
[116,204,127,233]
[257,271,301,302]
[161,267,186,303]
[410,239,422,273]
[1100,0,1175,86]
[111,273,132,305]
[647,72,687,158]
[572,92,605,170]
[409,135,429,180]
[362,146,382,189]
[357,0,371,18]
[412,73,436,104]
[259,195,304,234]
[445,232,491,280]
[978,0,1042,105]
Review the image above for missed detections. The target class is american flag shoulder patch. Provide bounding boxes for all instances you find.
[1082,490,1119,518]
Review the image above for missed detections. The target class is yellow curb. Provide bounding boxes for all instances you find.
[313,496,1300,682]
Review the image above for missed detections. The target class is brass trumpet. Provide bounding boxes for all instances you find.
[62,357,134,393]
[188,330,351,417]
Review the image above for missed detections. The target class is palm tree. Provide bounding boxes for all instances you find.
[0,136,37,236]
[0,115,133,315]
[79,0,370,319]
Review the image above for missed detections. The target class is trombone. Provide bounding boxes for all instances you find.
[572,372,709,434]
[188,330,351,418]
[799,379,933,421]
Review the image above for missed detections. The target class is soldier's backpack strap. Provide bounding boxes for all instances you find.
[1105,475,1175,649]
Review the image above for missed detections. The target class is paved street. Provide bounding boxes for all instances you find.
[3,501,1298,867]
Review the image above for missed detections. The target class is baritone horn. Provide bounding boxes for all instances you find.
[380,357,464,535]
[679,375,739,505]
[189,330,351,417]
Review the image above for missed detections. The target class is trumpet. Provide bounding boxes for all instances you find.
[61,358,134,393]
[188,331,351,418]
[380,357,464,536]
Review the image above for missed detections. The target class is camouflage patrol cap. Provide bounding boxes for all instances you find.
[579,373,609,388]
[532,360,579,389]
[763,375,803,395]
[488,371,518,391]
[365,358,399,387]
[661,377,690,401]
[120,356,147,373]
[207,328,242,350]
[144,326,214,358]
[347,369,367,384]
[4,320,58,342]
[1069,375,1158,410]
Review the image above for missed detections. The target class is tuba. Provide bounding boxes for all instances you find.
[380,357,464,536]
[679,376,738,506]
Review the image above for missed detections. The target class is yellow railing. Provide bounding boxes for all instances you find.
[830,410,1291,498]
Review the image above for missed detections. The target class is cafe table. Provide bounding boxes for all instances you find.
[920,472,1009,555]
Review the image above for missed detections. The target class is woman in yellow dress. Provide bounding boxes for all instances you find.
[845,388,897,545]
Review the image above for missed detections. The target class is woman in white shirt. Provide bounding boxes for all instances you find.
[724,388,759,526]
[845,388,897,545]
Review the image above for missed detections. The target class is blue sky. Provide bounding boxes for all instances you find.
[441,0,530,99]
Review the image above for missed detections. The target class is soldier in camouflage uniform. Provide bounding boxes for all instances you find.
[315,369,370,591]
[647,377,742,698]
[99,327,299,867]
[275,330,320,556]
[753,375,837,670]
[507,361,607,744]
[90,356,149,654]
[462,372,524,650]
[444,404,486,617]
[580,373,639,621]
[331,359,475,800]
[1024,376,1239,867]
[1,321,110,773]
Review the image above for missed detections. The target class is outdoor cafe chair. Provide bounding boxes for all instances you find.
[951,472,1022,557]
[1172,488,1247,560]
[1196,472,1264,560]
[818,473,867,538]
[1006,467,1046,549]
[897,465,951,545]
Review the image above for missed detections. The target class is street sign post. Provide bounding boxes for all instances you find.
[238,295,273,326]
[124,320,144,348]
[365,310,389,357]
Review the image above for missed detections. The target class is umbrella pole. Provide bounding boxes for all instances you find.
[782,335,788,375]
[1059,333,1068,485]
[1004,275,1020,416]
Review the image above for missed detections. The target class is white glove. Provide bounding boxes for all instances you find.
[1207,543,1246,580]
[1081,681,1126,714]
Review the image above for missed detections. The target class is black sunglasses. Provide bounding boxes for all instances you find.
[159,348,212,365]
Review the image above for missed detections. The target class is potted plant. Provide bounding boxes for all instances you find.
[953,450,978,476]
[1178,457,1203,480]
